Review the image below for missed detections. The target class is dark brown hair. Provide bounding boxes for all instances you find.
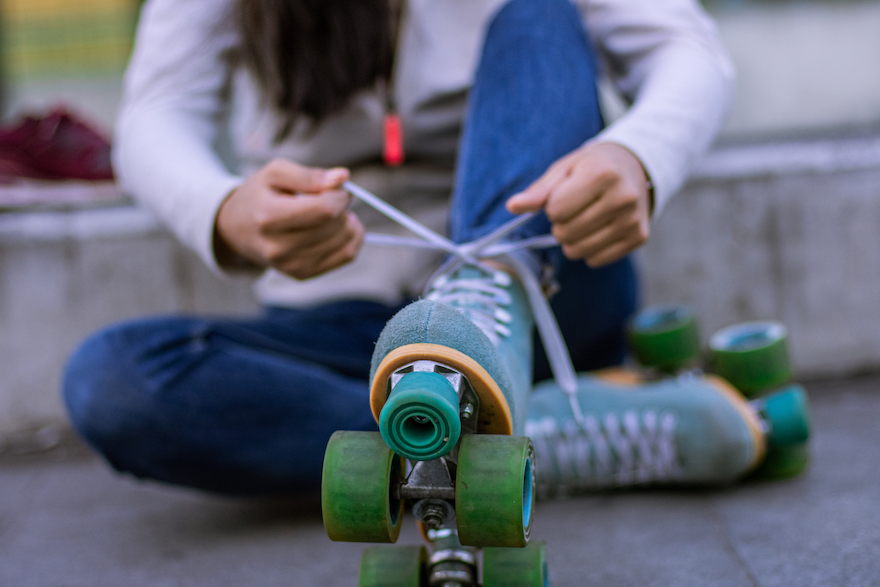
[236,0,394,141]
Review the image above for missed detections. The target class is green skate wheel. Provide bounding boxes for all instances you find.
[483,542,549,587]
[757,384,810,447]
[627,305,700,372]
[379,371,462,461]
[455,435,535,548]
[322,431,404,543]
[358,545,427,587]
[752,443,809,480]
[709,321,792,396]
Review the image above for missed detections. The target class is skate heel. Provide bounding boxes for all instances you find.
[750,384,811,479]
[754,384,811,447]
[379,370,462,461]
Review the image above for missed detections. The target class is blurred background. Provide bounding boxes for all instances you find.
[4,0,879,139]
[0,0,137,128]
[0,0,879,446]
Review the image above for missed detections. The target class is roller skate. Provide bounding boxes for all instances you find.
[627,304,812,480]
[322,260,549,586]
[524,304,811,497]
[526,373,810,498]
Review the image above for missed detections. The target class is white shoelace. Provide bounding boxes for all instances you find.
[345,182,686,493]
[345,181,580,401]
[525,409,682,495]
[347,181,684,491]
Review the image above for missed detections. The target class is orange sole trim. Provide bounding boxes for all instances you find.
[370,343,513,436]
[703,374,767,468]
[593,367,644,386]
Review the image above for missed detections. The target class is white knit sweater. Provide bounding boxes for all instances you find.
[114,0,734,308]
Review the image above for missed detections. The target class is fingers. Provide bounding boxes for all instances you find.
[517,143,651,267]
[549,162,639,239]
[506,152,577,214]
[214,159,360,274]
[262,159,350,194]
[262,188,353,232]
[551,174,649,267]
[307,214,366,276]
[556,208,649,267]
[249,160,361,278]
[273,212,365,279]
[543,163,616,224]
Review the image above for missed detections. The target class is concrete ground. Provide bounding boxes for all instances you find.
[1,376,878,587]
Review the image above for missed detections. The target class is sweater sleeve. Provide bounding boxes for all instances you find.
[112,0,245,273]
[577,0,736,215]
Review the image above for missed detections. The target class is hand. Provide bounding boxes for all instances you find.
[214,159,364,280]
[506,142,652,268]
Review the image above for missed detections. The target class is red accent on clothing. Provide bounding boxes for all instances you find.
[383,113,404,167]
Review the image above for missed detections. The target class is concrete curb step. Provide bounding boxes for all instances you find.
[694,135,880,180]
[1,135,878,440]
[640,134,880,380]
[0,180,129,211]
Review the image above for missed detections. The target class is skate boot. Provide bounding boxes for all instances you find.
[372,263,535,442]
[525,372,810,499]
[322,260,538,549]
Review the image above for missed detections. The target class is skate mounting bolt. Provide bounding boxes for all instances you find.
[413,499,453,530]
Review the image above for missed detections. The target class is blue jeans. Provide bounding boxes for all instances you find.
[63,0,637,495]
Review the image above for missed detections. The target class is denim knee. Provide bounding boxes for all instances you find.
[62,322,143,455]
[488,0,590,47]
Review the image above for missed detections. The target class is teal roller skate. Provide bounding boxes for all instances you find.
[525,372,811,498]
[320,179,562,585]
[323,259,544,587]
[320,169,575,584]
[366,263,536,548]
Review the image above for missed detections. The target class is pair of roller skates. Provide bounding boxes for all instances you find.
[321,264,810,587]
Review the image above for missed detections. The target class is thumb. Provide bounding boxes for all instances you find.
[322,167,350,189]
[506,157,574,214]
[506,188,549,214]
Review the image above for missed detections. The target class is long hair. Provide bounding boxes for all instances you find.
[236,0,394,142]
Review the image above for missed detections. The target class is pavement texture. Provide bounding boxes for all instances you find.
[1,376,878,587]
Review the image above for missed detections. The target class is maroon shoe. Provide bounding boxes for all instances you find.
[0,107,114,182]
